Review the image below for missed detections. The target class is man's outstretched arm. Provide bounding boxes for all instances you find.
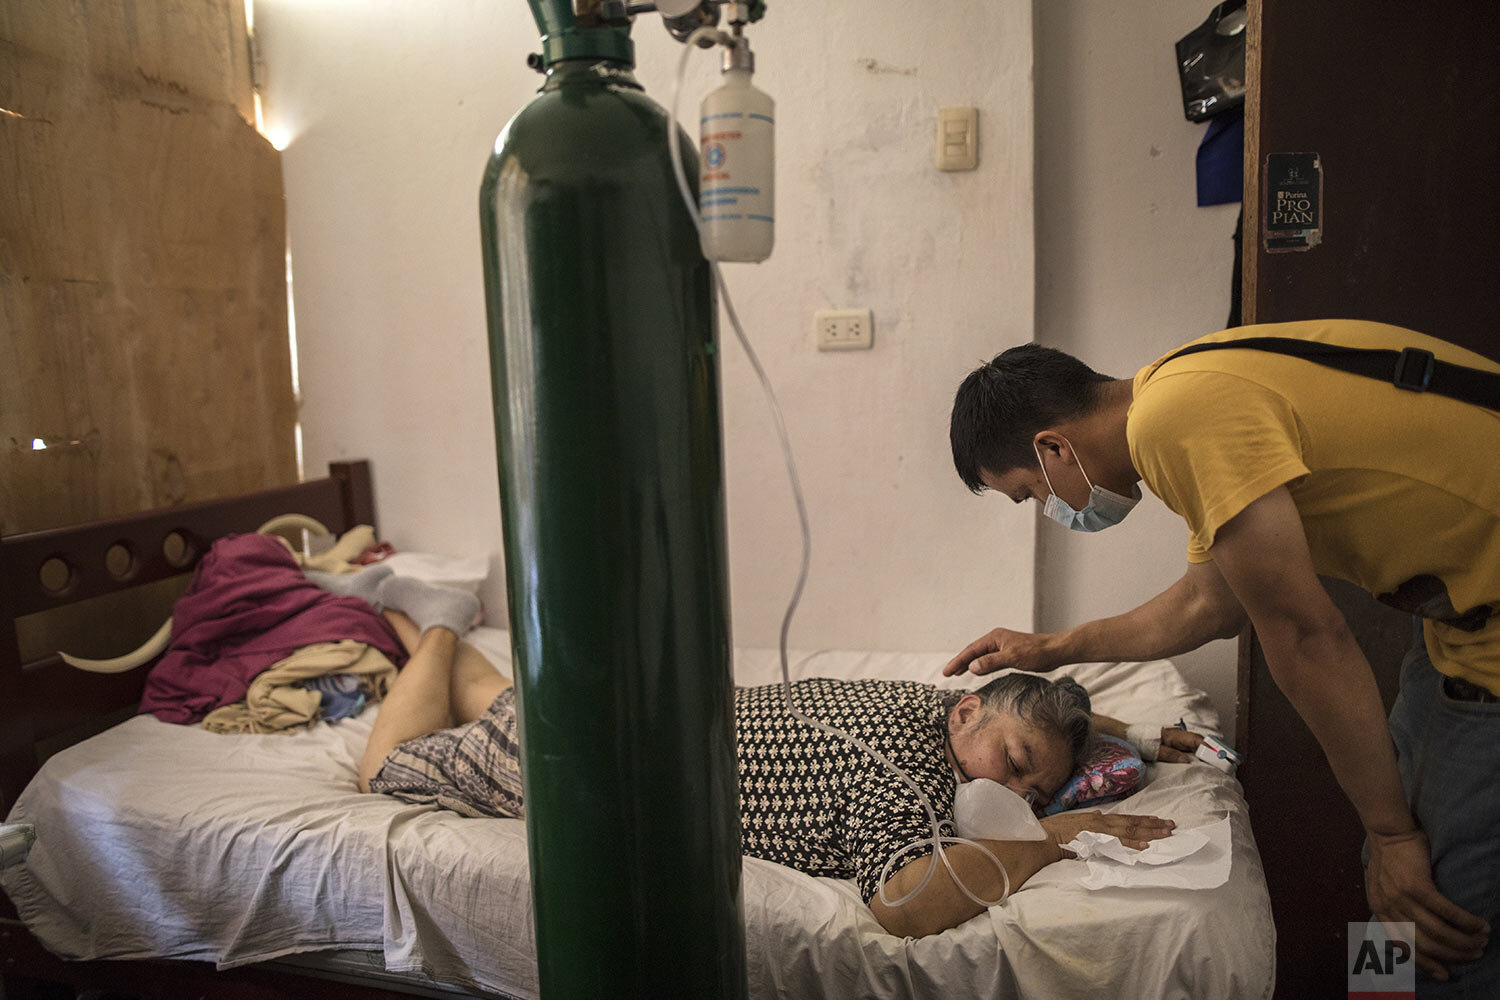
[1210,485,1490,981]
[944,558,1247,676]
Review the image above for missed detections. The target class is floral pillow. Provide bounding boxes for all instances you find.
[1038,735,1145,816]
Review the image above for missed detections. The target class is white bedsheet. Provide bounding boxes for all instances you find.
[3,628,1274,999]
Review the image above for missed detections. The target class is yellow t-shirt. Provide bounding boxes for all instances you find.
[1128,319,1500,693]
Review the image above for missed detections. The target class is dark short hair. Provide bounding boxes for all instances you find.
[969,673,1094,774]
[949,344,1113,493]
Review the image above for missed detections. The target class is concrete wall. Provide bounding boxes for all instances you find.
[256,0,1037,655]
[1034,0,1242,736]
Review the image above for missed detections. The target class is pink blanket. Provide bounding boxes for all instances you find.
[140,533,408,724]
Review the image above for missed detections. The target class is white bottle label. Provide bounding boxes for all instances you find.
[699,91,774,263]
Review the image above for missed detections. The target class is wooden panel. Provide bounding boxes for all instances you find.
[1245,0,1500,357]
[1240,2,1500,996]
[1239,0,1262,329]
[0,0,256,124]
[0,0,294,536]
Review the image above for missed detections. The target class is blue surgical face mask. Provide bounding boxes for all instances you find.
[1033,438,1140,532]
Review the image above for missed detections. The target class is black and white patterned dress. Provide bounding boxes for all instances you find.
[372,677,958,901]
[736,678,957,900]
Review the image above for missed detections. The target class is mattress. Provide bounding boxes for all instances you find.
[3,627,1274,999]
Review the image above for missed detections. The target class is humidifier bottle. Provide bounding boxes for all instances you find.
[699,39,773,263]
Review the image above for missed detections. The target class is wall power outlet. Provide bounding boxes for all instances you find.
[814,309,874,351]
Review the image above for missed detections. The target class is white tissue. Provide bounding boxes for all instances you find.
[952,779,1049,841]
[1068,825,1210,865]
[1065,815,1232,891]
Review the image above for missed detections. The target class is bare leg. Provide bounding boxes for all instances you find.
[451,642,510,724]
[384,608,421,654]
[357,623,459,792]
[386,605,508,724]
[358,609,511,791]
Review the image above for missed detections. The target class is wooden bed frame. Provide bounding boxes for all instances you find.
[0,461,488,999]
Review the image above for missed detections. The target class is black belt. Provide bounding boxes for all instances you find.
[1443,675,1500,704]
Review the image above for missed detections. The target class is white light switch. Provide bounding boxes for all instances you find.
[936,107,978,171]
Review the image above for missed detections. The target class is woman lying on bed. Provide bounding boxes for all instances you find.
[334,570,1191,939]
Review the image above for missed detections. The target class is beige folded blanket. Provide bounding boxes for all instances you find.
[202,640,396,735]
[273,523,380,574]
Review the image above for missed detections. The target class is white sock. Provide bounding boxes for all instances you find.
[375,575,480,637]
[304,564,393,609]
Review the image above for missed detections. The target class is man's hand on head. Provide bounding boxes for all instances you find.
[943,628,1056,677]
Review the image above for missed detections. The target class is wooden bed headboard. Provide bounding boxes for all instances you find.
[0,460,375,815]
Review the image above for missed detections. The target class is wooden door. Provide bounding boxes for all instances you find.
[1238,2,1500,996]
[0,2,297,537]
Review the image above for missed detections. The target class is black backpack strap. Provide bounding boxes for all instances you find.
[1155,336,1500,411]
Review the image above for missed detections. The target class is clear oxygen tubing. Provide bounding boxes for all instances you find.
[668,28,1010,911]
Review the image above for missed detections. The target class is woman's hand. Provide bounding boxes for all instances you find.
[1101,715,1210,763]
[1158,727,1206,763]
[1040,810,1176,852]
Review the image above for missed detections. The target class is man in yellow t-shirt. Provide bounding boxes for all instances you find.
[943,319,1498,990]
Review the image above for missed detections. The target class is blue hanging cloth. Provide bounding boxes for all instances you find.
[1196,105,1244,206]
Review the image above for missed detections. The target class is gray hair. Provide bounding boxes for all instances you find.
[951,673,1094,772]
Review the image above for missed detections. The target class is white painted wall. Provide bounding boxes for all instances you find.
[256,0,1037,654]
[1034,0,1242,737]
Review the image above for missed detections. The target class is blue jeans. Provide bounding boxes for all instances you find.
[1385,621,1500,998]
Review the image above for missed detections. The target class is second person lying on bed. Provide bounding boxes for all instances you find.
[330,570,1179,938]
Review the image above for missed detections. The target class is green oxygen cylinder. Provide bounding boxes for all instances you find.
[478,3,748,998]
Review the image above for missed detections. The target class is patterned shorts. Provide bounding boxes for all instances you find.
[368,687,526,819]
